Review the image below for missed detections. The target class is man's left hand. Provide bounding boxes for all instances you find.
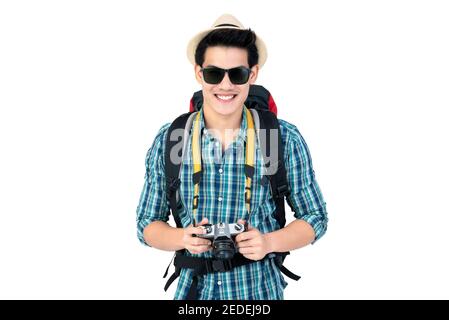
[235,219,272,261]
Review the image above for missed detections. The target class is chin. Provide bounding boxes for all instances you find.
[207,96,244,117]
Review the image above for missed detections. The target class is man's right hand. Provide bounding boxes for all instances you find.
[182,218,212,254]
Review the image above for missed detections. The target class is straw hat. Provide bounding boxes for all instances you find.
[186,14,267,68]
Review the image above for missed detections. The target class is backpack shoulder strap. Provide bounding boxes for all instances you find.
[249,109,301,281]
[165,111,198,228]
[250,109,290,228]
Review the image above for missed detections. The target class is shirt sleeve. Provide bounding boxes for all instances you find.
[136,123,171,246]
[281,120,328,243]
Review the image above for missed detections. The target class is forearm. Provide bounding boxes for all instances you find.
[143,221,184,251]
[264,219,315,253]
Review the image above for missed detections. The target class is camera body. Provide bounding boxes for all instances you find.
[197,222,245,260]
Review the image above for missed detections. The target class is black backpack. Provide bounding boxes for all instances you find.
[163,85,300,299]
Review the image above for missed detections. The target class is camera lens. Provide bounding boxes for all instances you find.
[213,238,236,260]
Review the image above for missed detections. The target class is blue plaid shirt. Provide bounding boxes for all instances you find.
[136,106,328,300]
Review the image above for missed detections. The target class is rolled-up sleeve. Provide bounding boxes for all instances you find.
[136,123,171,246]
[281,120,328,243]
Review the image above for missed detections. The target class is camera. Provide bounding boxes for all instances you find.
[197,222,245,260]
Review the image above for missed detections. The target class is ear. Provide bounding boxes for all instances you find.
[194,64,203,85]
[249,65,259,84]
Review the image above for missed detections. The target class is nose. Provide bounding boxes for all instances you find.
[217,71,234,90]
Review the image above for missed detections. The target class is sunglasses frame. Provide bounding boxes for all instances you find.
[200,65,252,85]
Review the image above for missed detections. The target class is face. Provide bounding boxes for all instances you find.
[195,46,259,117]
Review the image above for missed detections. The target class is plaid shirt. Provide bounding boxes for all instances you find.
[136,106,328,300]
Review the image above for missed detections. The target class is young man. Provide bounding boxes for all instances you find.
[136,14,328,300]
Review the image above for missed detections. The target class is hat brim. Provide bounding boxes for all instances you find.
[186,26,267,68]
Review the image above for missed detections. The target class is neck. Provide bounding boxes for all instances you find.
[203,105,243,132]
[202,105,243,147]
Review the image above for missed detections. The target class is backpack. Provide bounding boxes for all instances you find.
[163,85,300,299]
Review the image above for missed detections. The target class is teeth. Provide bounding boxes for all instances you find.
[217,95,234,100]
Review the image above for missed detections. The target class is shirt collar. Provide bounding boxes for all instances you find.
[198,105,248,144]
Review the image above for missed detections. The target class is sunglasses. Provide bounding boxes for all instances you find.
[200,66,252,85]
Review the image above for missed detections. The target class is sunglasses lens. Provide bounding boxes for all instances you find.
[202,67,251,85]
[202,67,225,84]
[229,67,250,85]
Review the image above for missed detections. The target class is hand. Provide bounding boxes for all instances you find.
[235,219,271,261]
[182,218,212,254]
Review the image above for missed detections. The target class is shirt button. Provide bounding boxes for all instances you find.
[218,196,223,202]
[217,281,222,286]
[218,168,223,174]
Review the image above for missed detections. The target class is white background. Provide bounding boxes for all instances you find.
[1,0,448,299]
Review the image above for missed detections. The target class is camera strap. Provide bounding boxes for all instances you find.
[191,107,256,226]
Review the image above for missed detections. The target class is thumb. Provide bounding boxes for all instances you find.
[238,219,252,230]
[197,217,209,226]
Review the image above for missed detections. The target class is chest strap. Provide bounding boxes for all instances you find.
[164,252,300,300]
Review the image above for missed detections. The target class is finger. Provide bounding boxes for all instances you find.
[236,239,257,249]
[235,232,248,242]
[236,230,254,242]
[240,252,259,261]
[186,225,207,235]
[197,217,209,226]
[190,238,211,246]
[238,246,256,255]
[187,245,212,254]
[197,246,212,254]
[244,253,260,261]
[236,229,258,242]
[238,218,252,231]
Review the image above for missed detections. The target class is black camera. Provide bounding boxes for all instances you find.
[197,222,245,260]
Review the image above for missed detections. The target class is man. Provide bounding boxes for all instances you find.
[136,14,328,300]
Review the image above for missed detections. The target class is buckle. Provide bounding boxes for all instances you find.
[276,184,290,198]
[213,260,226,272]
[168,178,181,195]
[213,259,232,272]
[204,259,233,273]
[205,260,214,273]
[271,252,290,265]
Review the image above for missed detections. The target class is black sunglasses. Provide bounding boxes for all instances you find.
[200,66,251,85]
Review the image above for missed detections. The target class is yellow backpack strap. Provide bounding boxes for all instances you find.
[191,107,256,226]
[244,107,256,219]
[191,111,202,226]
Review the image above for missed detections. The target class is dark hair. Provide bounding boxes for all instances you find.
[194,28,259,68]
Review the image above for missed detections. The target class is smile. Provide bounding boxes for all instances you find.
[215,94,236,103]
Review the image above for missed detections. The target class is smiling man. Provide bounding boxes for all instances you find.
[136,14,328,300]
